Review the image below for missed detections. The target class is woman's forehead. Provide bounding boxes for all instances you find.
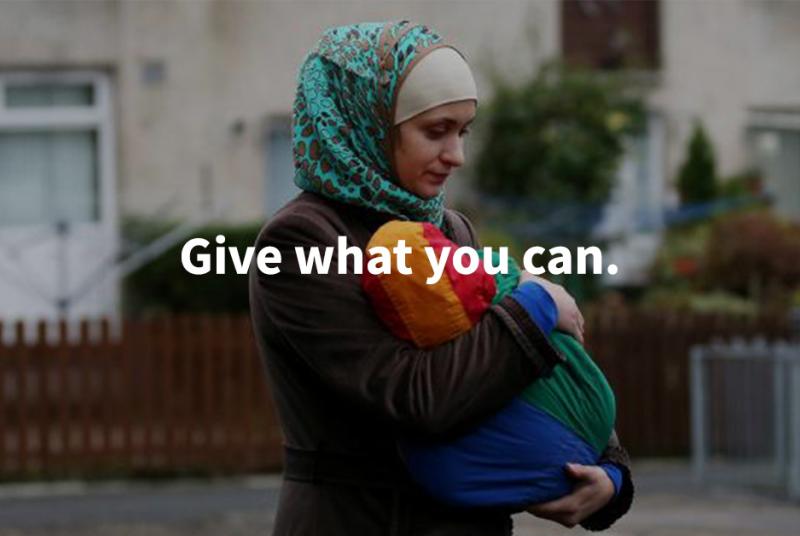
[413,101,477,123]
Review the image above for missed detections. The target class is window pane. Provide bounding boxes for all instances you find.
[0,133,48,224]
[562,0,660,70]
[265,120,298,217]
[52,131,99,222]
[750,128,800,220]
[0,130,98,226]
[6,83,94,108]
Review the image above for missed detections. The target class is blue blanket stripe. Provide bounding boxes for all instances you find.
[400,397,600,509]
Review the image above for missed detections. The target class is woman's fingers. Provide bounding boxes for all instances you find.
[574,326,584,344]
[574,310,585,343]
[527,464,615,528]
[527,493,579,519]
[555,290,583,342]
[565,462,594,480]
[519,272,586,342]
[527,495,583,528]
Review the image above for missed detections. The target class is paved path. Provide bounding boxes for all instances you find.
[0,462,798,535]
[0,476,281,535]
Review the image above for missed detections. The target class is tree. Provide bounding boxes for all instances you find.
[474,62,645,204]
[677,122,717,204]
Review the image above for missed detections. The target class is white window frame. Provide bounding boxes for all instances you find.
[0,70,117,228]
[749,109,800,131]
[747,109,800,221]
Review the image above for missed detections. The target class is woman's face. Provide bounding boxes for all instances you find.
[392,100,476,199]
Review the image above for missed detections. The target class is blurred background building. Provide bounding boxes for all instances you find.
[1,0,799,322]
[1,4,800,532]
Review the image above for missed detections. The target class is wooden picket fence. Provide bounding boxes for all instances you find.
[582,307,791,457]
[0,310,793,479]
[0,315,282,480]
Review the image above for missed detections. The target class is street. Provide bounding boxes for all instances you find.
[0,461,798,535]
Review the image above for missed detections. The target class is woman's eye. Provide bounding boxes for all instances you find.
[425,128,447,139]
[459,127,471,138]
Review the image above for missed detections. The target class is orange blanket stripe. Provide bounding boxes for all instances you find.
[363,222,495,348]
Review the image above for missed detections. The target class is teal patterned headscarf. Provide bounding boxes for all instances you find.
[292,21,451,226]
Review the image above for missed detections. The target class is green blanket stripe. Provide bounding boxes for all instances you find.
[520,332,616,454]
[475,250,521,305]
[479,251,616,454]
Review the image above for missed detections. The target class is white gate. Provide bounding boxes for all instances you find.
[691,339,800,498]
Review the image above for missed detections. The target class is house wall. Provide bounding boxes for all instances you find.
[3,1,799,218]
[652,0,800,199]
[2,0,800,320]
[0,0,560,223]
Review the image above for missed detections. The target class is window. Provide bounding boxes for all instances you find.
[598,112,665,235]
[561,0,660,71]
[748,109,800,221]
[5,82,94,108]
[0,73,112,227]
[0,71,118,322]
[263,116,298,217]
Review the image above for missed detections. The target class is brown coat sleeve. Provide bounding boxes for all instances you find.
[580,430,635,531]
[250,212,563,440]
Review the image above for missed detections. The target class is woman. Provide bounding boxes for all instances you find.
[249,21,633,535]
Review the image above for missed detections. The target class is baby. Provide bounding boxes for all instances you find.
[362,221,619,510]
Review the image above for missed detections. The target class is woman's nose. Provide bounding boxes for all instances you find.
[441,139,465,167]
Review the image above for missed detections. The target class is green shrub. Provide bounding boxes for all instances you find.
[642,204,800,313]
[718,169,762,198]
[700,211,800,308]
[648,221,711,288]
[639,287,758,316]
[677,122,717,204]
[123,221,263,314]
[474,61,645,203]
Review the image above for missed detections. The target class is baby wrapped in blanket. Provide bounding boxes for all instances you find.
[362,221,619,510]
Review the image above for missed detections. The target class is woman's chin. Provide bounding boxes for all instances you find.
[417,180,447,199]
[416,187,443,199]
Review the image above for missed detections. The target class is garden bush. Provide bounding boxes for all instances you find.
[123,220,263,314]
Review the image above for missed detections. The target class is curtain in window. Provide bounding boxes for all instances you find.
[0,130,98,226]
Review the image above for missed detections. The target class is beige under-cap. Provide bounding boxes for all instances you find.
[393,46,478,125]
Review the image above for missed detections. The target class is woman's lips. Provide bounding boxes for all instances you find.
[427,172,449,183]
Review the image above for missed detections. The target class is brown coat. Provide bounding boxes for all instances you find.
[249,192,633,535]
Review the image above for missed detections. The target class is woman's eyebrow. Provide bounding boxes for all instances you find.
[427,117,475,127]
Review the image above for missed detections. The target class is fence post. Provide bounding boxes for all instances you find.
[789,307,800,342]
[787,344,800,500]
[773,341,788,486]
[690,345,706,483]
[15,321,28,476]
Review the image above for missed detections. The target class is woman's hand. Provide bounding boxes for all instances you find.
[519,272,585,343]
[526,463,615,528]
